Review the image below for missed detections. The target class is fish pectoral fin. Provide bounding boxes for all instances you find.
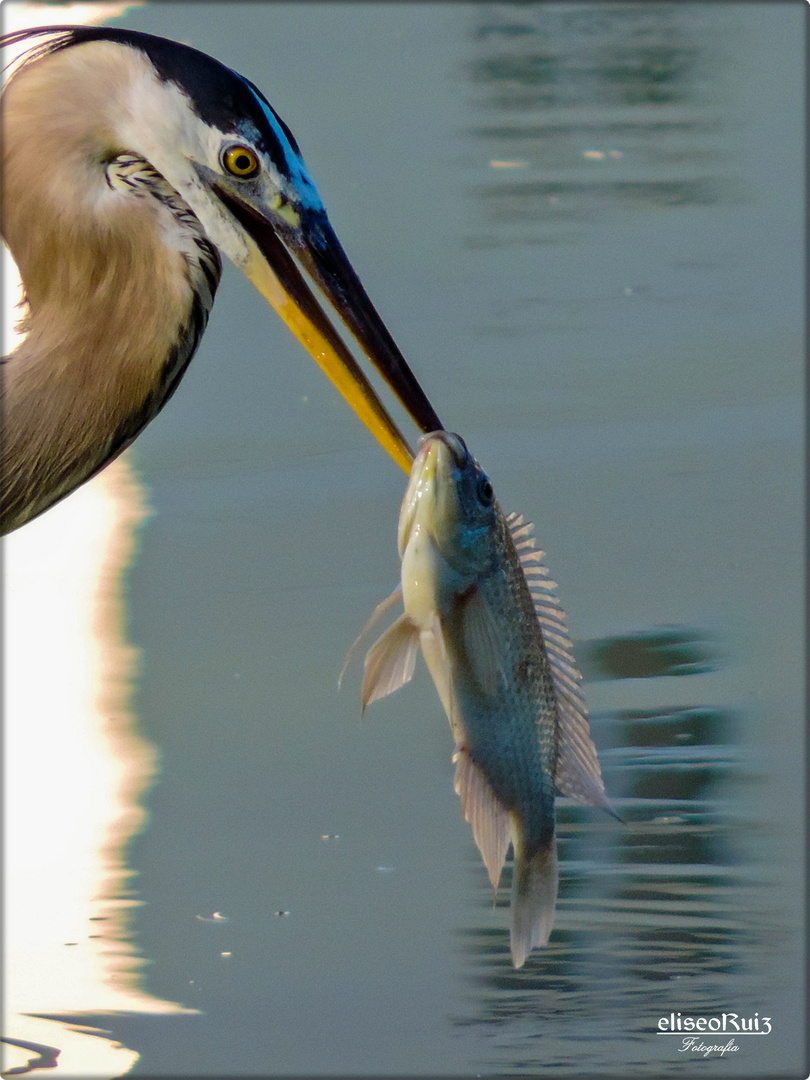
[339,585,403,689]
[361,612,418,712]
[460,587,506,697]
[453,748,511,891]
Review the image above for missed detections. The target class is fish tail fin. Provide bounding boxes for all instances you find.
[509,826,558,969]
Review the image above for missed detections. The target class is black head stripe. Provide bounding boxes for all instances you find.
[1,25,296,178]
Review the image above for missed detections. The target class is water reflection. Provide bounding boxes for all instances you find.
[1,9,194,1076]
[466,3,736,244]
[579,628,721,681]
[450,15,776,1060]
[1,455,190,1078]
[2,3,797,1075]
[453,682,763,1073]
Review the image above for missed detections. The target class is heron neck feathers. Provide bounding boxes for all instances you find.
[1,41,221,532]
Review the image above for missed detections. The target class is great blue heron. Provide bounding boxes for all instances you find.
[0,25,443,533]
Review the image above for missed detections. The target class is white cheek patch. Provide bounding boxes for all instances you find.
[113,60,251,267]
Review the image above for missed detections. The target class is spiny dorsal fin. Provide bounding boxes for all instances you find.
[506,512,613,813]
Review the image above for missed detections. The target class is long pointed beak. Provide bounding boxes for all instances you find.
[214,187,442,474]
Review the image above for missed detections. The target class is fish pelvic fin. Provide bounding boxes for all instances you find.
[339,585,403,689]
[453,748,511,891]
[361,612,419,712]
[509,826,559,968]
[418,615,466,743]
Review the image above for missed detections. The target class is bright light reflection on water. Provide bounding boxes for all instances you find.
[2,8,192,1077]
[2,457,192,1079]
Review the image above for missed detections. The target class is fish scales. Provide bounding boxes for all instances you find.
[348,430,614,967]
[442,506,557,855]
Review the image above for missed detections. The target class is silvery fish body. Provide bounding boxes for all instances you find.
[353,431,612,967]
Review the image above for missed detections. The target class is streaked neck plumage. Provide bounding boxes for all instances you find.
[1,40,221,533]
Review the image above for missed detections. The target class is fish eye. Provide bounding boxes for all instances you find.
[222,144,260,179]
[476,474,494,506]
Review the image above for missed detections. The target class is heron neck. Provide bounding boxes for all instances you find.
[1,235,216,533]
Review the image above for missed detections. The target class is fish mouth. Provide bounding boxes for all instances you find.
[416,430,469,468]
[397,430,468,555]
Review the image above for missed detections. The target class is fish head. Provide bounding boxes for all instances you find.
[397,431,498,579]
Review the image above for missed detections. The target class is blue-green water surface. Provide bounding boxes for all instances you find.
[42,3,809,1076]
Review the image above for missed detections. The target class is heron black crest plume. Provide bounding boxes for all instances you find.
[1,25,442,533]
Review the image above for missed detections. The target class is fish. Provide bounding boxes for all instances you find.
[347,430,614,967]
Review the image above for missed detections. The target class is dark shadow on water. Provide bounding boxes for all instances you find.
[450,623,768,1074]
[579,628,722,681]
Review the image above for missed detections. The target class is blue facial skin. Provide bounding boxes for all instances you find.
[232,105,324,215]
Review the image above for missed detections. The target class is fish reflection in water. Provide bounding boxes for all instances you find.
[348,431,616,967]
[452,693,765,1074]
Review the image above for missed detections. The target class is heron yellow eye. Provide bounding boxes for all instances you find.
[222,144,260,179]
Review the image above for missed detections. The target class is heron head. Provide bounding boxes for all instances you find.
[2,26,442,471]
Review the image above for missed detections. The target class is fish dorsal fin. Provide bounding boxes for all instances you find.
[461,587,505,697]
[453,747,511,891]
[361,613,419,712]
[554,699,615,812]
[506,512,613,813]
